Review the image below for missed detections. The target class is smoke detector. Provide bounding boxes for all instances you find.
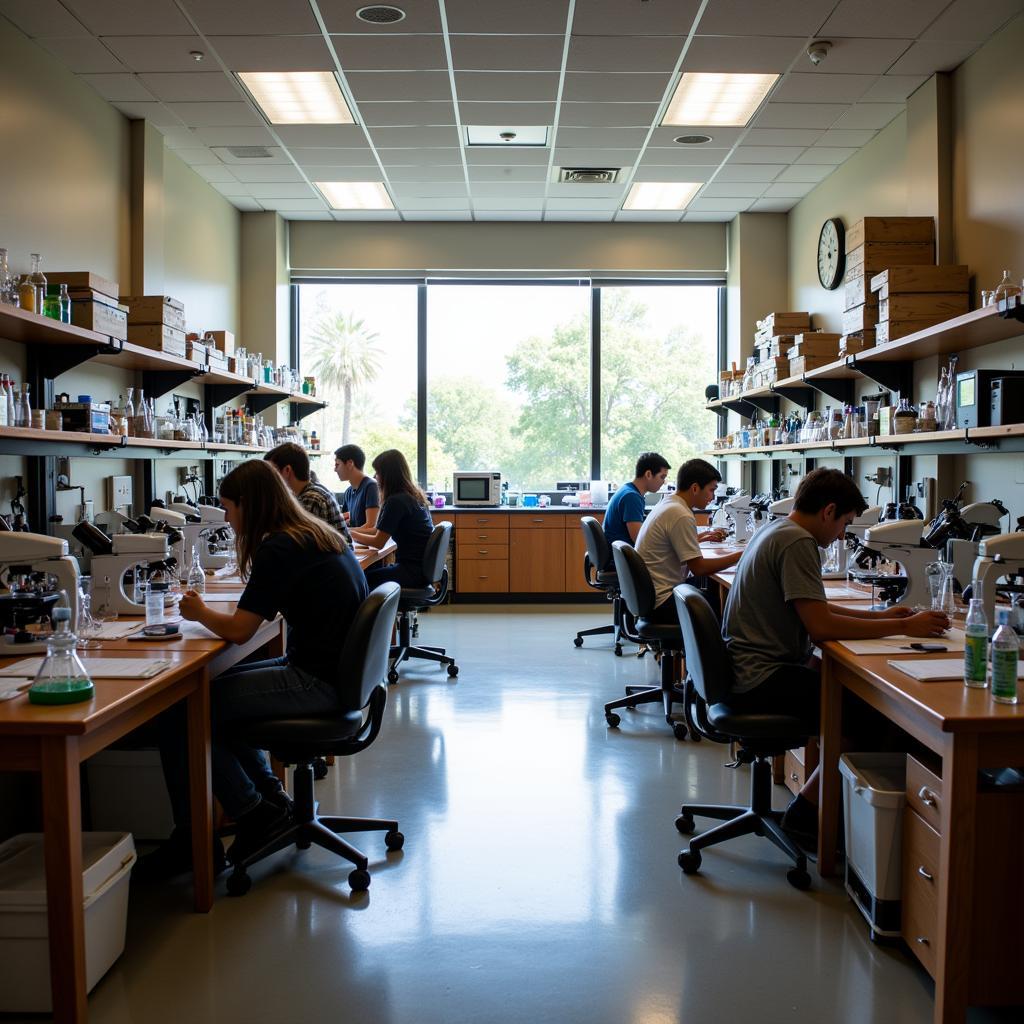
[807,40,832,66]
[559,167,620,184]
[674,134,713,145]
[225,146,273,159]
[356,5,406,24]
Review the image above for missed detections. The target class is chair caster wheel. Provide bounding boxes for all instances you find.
[447,663,459,678]
[787,867,812,891]
[387,668,399,684]
[672,722,689,741]
[678,849,702,875]
[675,814,695,835]
[385,830,404,851]
[296,837,311,850]
[349,868,371,892]
[574,636,584,648]
[312,757,328,781]
[614,643,623,656]
[605,712,620,728]
[688,727,702,743]
[226,870,251,897]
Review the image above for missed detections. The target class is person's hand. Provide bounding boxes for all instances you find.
[700,529,728,543]
[886,606,916,618]
[903,610,950,637]
[178,590,204,621]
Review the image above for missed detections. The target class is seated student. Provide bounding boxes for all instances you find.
[603,452,671,547]
[141,460,369,878]
[722,467,949,846]
[334,443,380,529]
[635,458,738,623]
[265,441,352,543]
[350,449,434,590]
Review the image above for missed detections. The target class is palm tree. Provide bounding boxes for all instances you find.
[307,312,384,444]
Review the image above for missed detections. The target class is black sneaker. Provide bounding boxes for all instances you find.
[227,797,292,866]
[261,786,295,818]
[135,827,227,882]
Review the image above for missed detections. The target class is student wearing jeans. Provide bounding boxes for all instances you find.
[140,460,369,879]
[722,467,949,847]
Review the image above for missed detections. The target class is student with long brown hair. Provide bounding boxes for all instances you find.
[350,448,434,589]
[141,460,369,878]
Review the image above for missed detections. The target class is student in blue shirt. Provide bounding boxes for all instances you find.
[334,443,380,529]
[603,452,671,547]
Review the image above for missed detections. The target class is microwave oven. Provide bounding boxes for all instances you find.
[453,471,501,507]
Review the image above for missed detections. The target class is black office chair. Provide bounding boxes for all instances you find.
[224,582,405,896]
[388,521,458,683]
[606,541,696,741]
[573,516,631,655]
[672,583,814,890]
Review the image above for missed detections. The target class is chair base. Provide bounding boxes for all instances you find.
[389,607,458,683]
[575,593,636,655]
[603,650,697,740]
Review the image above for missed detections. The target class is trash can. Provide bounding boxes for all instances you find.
[0,832,136,1012]
[838,753,906,939]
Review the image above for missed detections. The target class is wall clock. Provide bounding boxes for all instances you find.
[817,217,845,290]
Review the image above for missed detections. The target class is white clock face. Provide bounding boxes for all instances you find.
[818,220,841,289]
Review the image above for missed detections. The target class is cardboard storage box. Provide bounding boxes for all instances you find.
[186,340,209,365]
[47,271,119,302]
[68,296,128,341]
[840,331,875,354]
[52,398,110,434]
[875,319,939,344]
[870,264,970,295]
[789,354,834,376]
[878,292,969,323]
[787,332,841,357]
[128,323,186,358]
[845,217,935,252]
[846,241,935,278]
[206,330,234,356]
[120,295,186,331]
[752,356,788,387]
[842,303,878,335]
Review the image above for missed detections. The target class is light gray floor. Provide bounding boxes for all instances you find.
[55,606,1020,1022]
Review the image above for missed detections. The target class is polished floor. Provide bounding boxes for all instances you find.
[38,606,1022,1022]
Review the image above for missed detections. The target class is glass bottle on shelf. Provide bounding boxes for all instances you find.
[894,396,918,434]
[42,285,61,320]
[5,376,15,427]
[29,254,46,313]
[993,269,1021,305]
[17,384,30,428]
[0,248,15,305]
[18,273,36,312]
[59,283,71,323]
[124,386,135,437]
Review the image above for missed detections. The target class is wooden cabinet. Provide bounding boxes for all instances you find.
[456,559,509,593]
[901,806,940,976]
[510,526,566,592]
[564,511,603,593]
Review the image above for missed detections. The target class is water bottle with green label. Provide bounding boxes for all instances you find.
[991,607,1019,705]
[963,594,988,689]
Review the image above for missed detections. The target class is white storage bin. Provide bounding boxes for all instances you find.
[0,832,136,1012]
[87,749,174,840]
[839,752,906,938]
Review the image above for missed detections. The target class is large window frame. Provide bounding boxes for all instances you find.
[292,277,726,486]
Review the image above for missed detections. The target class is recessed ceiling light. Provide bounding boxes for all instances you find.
[662,72,778,127]
[315,181,393,210]
[238,71,354,125]
[623,181,701,211]
[356,5,406,24]
[465,125,549,147]
[674,134,713,145]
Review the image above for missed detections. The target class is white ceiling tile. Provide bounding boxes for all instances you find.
[274,125,368,147]
[771,73,877,104]
[194,126,276,145]
[165,102,263,127]
[887,39,983,75]
[687,197,753,212]
[681,211,732,221]
[172,148,219,165]
[632,166,716,182]
[699,182,768,199]
[696,1,837,36]
[544,211,614,221]
[796,147,856,164]
[195,165,239,184]
[754,102,850,129]
[301,166,388,180]
[63,0,191,34]
[398,198,472,211]
[459,101,557,125]
[228,164,305,183]
[799,38,913,75]
[359,101,457,126]
[369,126,462,147]
[100,35,207,73]
[191,0,320,35]
[281,212,335,220]
[138,72,242,103]
[467,165,549,182]
[821,0,950,38]
[333,34,448,71]
[475,211,543,220]
[377,147,464,164]
[830,103,904,130]
[330,210,402,220]
[209,34,336,71]
[454,72,560,103]
[80,73,155,102]
[468,183,548,199]
[466,148,551,165]
[682,34,805,73]
[472,198,545,211]
[225,196,263,211]
[246,182,318,198]
[562,72,673,103]
[714,164,785,182]
[748,198,798,212]
[258,198,328,211]
[555,126,649,148]
[386,166,466,182]
[445,0,569,33]
[648,125,743,147]
[345,71,453,102]
[321,0,442,33]
[559,102,659,127]
[389,182,469,197]
[775,163,835,183]
[35,36,125,73]
[291,147,376,165]
[763,180,816,198]
[159,127,200,148]
[567,36,686,72]
[572,0,702,34]
[450,34,566,71]
[209,143,294,162]
[547,182,624,199]
[854,74,927,103]
[732,145,806,163]
[632,145,730,165]
[616,210,684,221]
[922,0,1024,41]
[210,181,252,196]
[544,198,623,210]
[815,128,877,147]
[0,0,90,37]
[403,211,473,221]
[744,128,825,147]
[111,101,184,127]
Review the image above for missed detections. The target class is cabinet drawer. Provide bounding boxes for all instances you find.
[906,755,943,835]
[457,529,509,545]
[456,559,509,593]
[510,514,567,530]
[783,748,806,796]
[457,544,509,562]
[901,808,940,977]
[455,514,509,530]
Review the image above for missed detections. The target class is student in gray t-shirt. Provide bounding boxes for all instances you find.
[721,468,949,847]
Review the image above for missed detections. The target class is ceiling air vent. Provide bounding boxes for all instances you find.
[226,146,273,159]
[559,167,620,184]
[356,5,406,24]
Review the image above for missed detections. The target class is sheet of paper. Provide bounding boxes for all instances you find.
[838,628,965,655]
[887,657,1024,682]
[0,657,173,679]
[86,620,146,639]
[203,591,244,602]
[174,619,220,639]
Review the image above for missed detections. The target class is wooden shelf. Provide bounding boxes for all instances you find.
[873,428,967,446]
[92,341,199,375]
[205,366,256,388]
[805,359,860,381]
[967,424,1024,441]
[207,443,265,453]
[0,303,114,347]
[125,436,204,451]
[289,393,325,407]
[0,425,113,445]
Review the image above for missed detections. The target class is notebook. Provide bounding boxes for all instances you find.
[838,628,965,655]
[887,658,1024,682]
[0,657,173,679]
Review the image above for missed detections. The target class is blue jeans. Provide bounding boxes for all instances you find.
[158,656,342,824]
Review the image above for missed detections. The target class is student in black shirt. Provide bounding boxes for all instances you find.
[350,448,434,589]
[142,460,369,878]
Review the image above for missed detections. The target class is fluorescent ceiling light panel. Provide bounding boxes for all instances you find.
[315,181,393,210]
[238,71,354,125]
[663,73,778,127]
[464,125,549,147]
[623,181,701,211]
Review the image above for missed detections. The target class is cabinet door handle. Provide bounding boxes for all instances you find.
[915,936,930,946]
[917,866,934,882]
[532,518,544,523]
[478,550,488,555]
[790,773,799,782]
[918,786,937,807]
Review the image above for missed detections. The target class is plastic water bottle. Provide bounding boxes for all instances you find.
[963,594,988,689]
[187,545,206,595]
[28,608,94,705]
[145,583,166,627]
[990,607,1019,705]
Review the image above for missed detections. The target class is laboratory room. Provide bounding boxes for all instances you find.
[3,2,1024,1023]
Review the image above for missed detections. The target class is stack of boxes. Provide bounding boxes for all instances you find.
[120,295,187,358]
[753,312,812,386]
[787,332,842,376]
[841,217,936,351]
[48,272,128,341]
[871,265,970,343]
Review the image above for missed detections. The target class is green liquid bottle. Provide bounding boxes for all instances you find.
[991,607,1019,705]
[42,285,61,321]
[963,595,988,689]
[28,607,94,705]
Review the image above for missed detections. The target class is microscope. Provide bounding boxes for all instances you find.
[149,506,196,578]
[857,519,937,608]
[88,533,174,617]
[971,532,1024,626]
[768,496,794,520]
[165,501,233,570]
[723,492,769,544]
[0,533,82,647]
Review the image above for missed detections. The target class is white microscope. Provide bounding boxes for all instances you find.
[971,532,1024,626]
[90,533,173,617]
[149,506,196,579]
[0,533,82,646]
[837,505,883,578]
[942,501,1011,592]
[858,519,937,608]
[167,501,233,570]
[722,492,768,545]
[768,496,794,520]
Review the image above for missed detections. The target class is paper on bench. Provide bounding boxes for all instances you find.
[838,628,965,655]
[887,657,1024,682]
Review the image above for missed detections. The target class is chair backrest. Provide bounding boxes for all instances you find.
[672,583,735,705]
[421,521,453,584]
[611,541,657,618]
[580,516,612,572]
[338,582,401,710]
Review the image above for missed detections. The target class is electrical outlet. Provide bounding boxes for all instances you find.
[178,465,199,485]
[107,475,132,508]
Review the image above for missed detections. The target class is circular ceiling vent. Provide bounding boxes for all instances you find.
[356,5,406,24]
[674,134,713,145]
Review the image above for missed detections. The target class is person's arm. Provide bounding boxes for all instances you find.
[685,549,742,576]
[362,480,381,530]
[670,506,736,577]
[350,526,390,549]
[179,591,264,644]
[793,599,949,643]
[626,520,642,543]
[351,495,391,548]
[363,505,379,530]
[832,605,916,620]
